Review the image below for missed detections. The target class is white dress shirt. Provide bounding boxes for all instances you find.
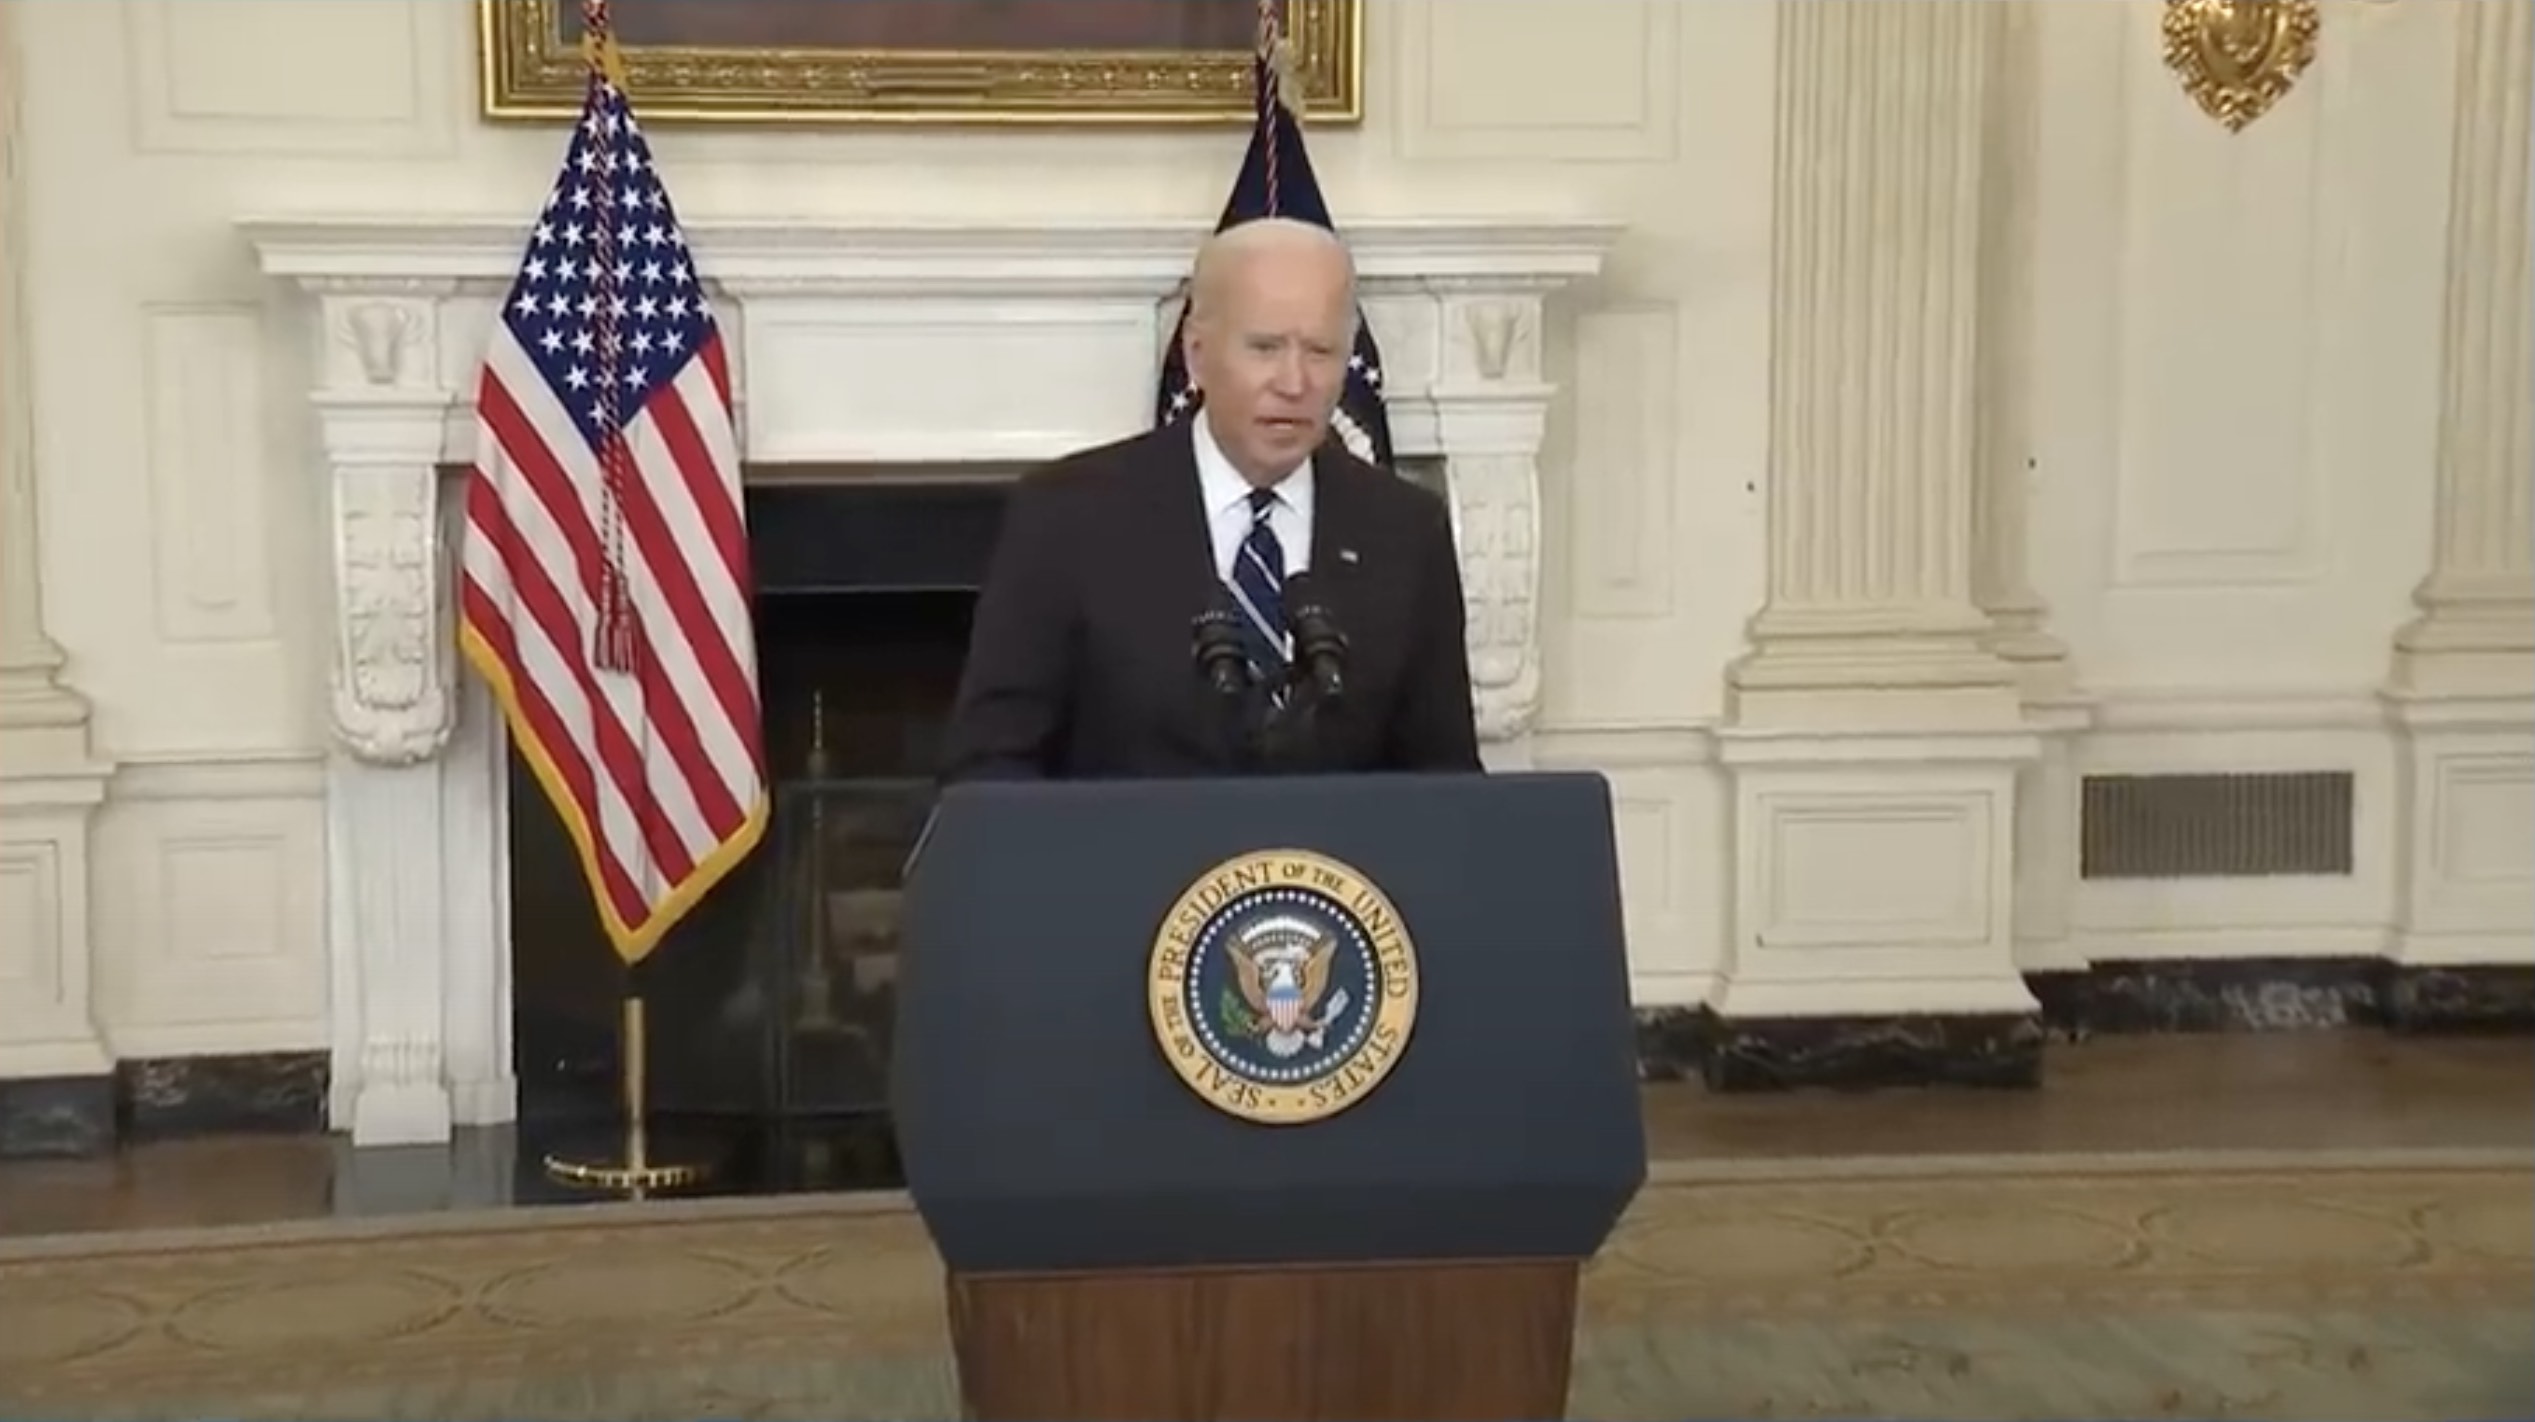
[1192,409,1313,584]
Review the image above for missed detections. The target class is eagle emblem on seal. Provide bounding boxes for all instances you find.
[1220,915,1355,1059]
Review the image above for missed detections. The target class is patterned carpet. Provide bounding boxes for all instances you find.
[2,1150,2528,1421]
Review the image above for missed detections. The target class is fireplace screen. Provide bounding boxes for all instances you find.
[756,769,935,1119]
[510,479,998,1194]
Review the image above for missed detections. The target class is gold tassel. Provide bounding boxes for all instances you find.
[582,28,632,91]
[1269,34,1304,125]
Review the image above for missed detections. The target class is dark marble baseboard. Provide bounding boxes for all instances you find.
[2029,959,2535,1038]
[2383,965,2535,1034]
[2028,958,2386,1036]
[1631,960,2531,1093]
[2,1052,334,1157]
[0,1075,115,1158]
[117,1052,329,1139]
[1634,1006,2046,1092]
[1635,1007,1707,1084]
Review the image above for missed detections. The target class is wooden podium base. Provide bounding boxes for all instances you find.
[945,1257,1580,1422]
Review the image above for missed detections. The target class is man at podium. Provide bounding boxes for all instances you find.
[907,223,1638,1422]
[937,218,1483,784]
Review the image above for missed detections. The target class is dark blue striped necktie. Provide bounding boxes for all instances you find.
[1228,487,1288,690]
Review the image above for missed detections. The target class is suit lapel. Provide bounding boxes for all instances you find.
[1150,420,1224,612]
[1143,425,1238,759]
[1305,442,1368,626]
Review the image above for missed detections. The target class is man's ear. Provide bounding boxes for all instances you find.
[1178,314,1204,384]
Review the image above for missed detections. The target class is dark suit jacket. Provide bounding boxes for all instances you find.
[939,423,1483,781]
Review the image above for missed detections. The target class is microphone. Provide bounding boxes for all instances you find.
[1190,606,1251,698]
[1282,570,1348,706]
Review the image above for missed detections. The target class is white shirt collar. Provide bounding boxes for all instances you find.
[1192,407,1314,521]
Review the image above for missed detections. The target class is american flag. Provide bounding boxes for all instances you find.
[1156,40,1395,468]
[455,49,768,967]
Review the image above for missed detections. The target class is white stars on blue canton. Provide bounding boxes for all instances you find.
[499,79,714,451]
[1347,347,1383,393]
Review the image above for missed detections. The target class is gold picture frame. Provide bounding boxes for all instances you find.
[477,0,1364,126]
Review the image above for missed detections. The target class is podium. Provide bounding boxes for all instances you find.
[893,771,1647,1422]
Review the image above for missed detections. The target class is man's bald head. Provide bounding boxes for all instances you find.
[1188,216,1357,322]
[1180,217,1360,486]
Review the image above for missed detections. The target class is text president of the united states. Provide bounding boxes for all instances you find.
[936,217,1483,782]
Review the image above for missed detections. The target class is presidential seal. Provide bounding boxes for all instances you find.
[1147,848,1419,1126]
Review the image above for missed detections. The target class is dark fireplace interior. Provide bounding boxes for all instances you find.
[508,475,1009,1198]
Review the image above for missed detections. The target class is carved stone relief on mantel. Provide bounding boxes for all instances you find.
[1444,447,1543,741]
[327,460,454,767]
[307,286,463,767]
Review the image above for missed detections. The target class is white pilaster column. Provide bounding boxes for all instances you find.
[1972,0,2072,703]
[295,282,508,1146]
[2389,0,2534,698]
[2380,0,2534,973]
[1975,1,2089,978]
[1728,0,2019,729]
[0,2,86,754]
[1714,0,2040,1028]
[0,0,114,1094]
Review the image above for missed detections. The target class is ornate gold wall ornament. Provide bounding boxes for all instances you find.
[2161,0,2322,132]
[478,0,1363,126]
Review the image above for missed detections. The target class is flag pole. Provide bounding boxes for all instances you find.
[533,0,719,1199]
[543,996,715,1196]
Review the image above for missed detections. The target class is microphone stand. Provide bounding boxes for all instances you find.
[1192,583,1350,776]
[1191,607,1269,773]
[1272,573,1350,774]
[1254,683,1306,772]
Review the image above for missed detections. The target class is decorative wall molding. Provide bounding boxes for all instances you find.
[0,771,112,1082]
[240,212,1619,1143]
[2159,0,2323,134]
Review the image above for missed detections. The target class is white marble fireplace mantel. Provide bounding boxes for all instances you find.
[236,212,1618,1147]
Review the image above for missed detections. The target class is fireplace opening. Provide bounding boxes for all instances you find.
[508,476,1008,1198]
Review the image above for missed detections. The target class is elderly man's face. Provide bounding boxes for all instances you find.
[1183,240,1354,485]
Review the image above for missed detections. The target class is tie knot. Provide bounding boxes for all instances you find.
[1247,487,1279,518]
